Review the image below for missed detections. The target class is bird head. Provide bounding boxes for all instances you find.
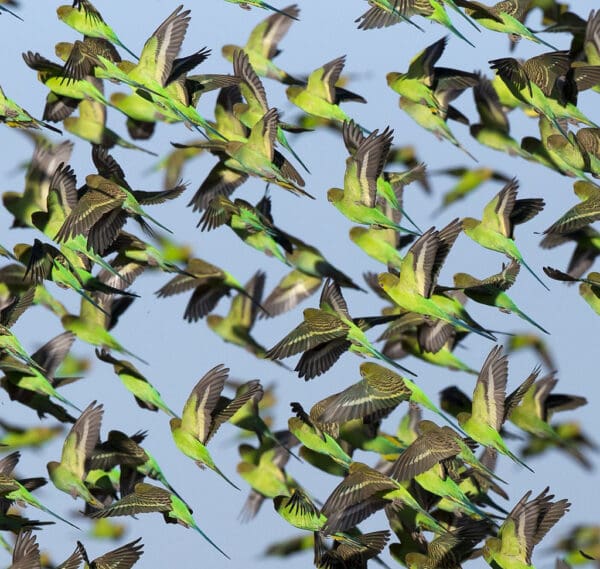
[386,71,405,86]
[456,411,471,425]
[349,226,368,241]
[206,314,223,330]
[377,272,399,292]
[169,417,182,431]
[56,6,73,21]
[54,42,73,62]
[461,217,478,231]
[221,45,238,62]
[46,461,60,476]
[326,188,344,204]
[285,85,302,100]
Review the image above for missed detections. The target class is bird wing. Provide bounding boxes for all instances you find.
[234,50,269,113]
[430,218,462,288]
[399,227,439,297]
[307,56,345,103]
[318,362,409,424]
[321,462,395,533]
[295,338,352,379]
[207,380,263,444]
[10,529,40,569]
[55,175,124,243]
[481,178,518,236]
[89,537,144,569]
[90,483,171,518]
[246,5,299,59]
[389,426,459,480]
[407,36,448,83]
[60,401,104,479]
[523,52,571,97]
[180,364,229,441]
[136,5,191,86]
[262,270,322,317]
[319,279,350,319]
[227,270,266,330]
[471,345,507,431]
[352,127,393,207]
[244,107,279,160]
[266,309,348,360]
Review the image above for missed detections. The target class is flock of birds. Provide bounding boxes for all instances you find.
[0,0,599,567]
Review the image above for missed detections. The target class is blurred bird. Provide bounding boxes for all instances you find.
[0,289,43,370]
[452,260,549,333]
[95,349,177,416]
[2,135,73,228]
[433,166,511,213]
[0,2,21,20]
[470,73,532,159]
[261,216,364,317]
[207,271,278,363]
[509,371,587,442]
[1,330,81,416]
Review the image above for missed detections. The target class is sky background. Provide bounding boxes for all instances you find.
[1,1,599,567]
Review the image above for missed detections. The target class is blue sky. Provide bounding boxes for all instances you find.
[1,1,599,567]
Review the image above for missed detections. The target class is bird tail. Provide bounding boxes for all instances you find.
[40,502,81,530]
[519,258,549,291]
[52,390,82,413]
[513,307,549,335]
[262,1,300,20]
[191,523,230,559]
[368,345,417,377]
[277,130,311,173]
[116,40,139,61]
[140,212,173,236]
[400,208,422,234]
[211,464,241,491]
[448,314,496,342]
[506,447,535,473]
[445,0,480,32]
[120,346,149,366]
